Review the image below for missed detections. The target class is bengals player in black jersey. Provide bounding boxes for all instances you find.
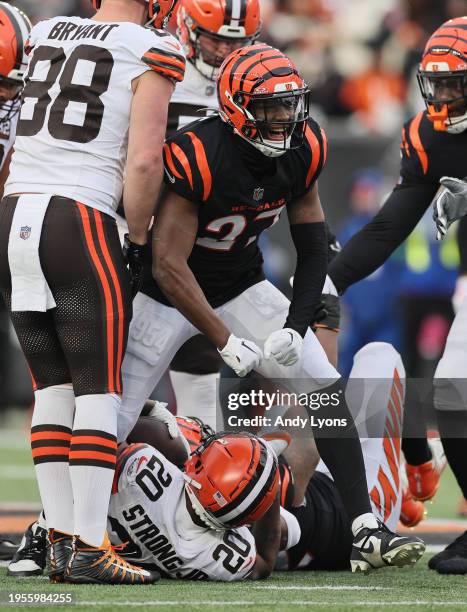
[325,17,467,575]
[118,43,424,573]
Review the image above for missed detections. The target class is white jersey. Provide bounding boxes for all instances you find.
[108,443,256,581]
[5,16,185,216]
[167,61,217,135]
[0,102,19,171]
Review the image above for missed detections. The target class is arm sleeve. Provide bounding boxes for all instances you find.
[457,215,467,274]
[328,182,438,293]
[284,221,327,337]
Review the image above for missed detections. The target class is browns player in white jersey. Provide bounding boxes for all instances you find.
[109,432,282,580]
[0,0,185,585]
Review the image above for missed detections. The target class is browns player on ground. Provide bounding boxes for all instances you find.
[0,0,184,585]
[119,44,424,573]
[325,18,467,575]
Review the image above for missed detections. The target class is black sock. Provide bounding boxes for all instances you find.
[401,379,431,465]
[402,438,432,465]
[311,380,372,521]
[437,410,467,499]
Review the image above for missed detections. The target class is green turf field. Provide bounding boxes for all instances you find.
[0,556,466,612]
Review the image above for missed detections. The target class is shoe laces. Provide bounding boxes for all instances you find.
[22,528,47,560]
[101,544,144,573]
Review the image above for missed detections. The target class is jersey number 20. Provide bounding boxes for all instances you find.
[17,44,113,144]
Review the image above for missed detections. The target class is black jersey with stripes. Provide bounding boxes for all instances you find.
[280,464,353,571]
[400,110,467,186]
[329,111,467,293]
[141,115,327,308]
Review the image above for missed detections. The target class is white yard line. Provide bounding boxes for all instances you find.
[76,602,467,608]
[251,586,391,591]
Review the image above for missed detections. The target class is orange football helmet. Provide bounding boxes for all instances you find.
[184,432,279,530]
[177,0,261,80]
[418,17,467,133]
[0,2,31,109]
[176,415,214,454]
[91,0,178,28]
[217,44,310,157]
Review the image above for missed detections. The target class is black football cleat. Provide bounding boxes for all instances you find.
[7,522,47,577]
[429,531,467,574]
[351,520,425,573]
[65,535,160,585]
[0,538,19,561]
[47,529,73,583]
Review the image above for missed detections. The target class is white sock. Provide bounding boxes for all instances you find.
[351,512,379,536]
[31,385,75,535]
[170,370,221,430]
[70,394,119,547]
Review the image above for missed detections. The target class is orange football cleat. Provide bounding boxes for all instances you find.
[400,486,426,527]
[406,438,446,501]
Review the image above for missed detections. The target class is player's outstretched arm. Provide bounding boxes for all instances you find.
[152,191,232,349]
[248,494,281,580]
[123,70,174,245]
[328,182,437,294]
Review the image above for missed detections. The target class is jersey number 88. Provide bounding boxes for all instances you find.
[17,44,113,144]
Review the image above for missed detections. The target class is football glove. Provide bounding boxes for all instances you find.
[218,334,263,377]
[123,234,145,299]
[147,400,191,457]
[432,176,467,240]
[264,328,302,366]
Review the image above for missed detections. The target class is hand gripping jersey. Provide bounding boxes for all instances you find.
[167,61,217,135]
[142,115,327,307]
[400,110,467,187]
[108,443,256,581]
[5,16,185,216]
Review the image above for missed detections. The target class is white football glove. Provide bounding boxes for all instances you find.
[264,328,303,366]
[147,401,180,440]
[452,275,467,314]
[218,334,263,377]
[432,176,467,240]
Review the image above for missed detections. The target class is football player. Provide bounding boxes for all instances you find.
[325,17,467,575]
[119,44,424,573]
[0,0,185,585]
[0,0,38,564]
[108,431,284,580]
[277,342,424,572]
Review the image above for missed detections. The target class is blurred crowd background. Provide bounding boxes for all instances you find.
[1,0,465,410]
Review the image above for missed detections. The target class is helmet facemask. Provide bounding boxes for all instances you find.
[0,77,22,123]
[418,70,467,133]
[233,87,310,157]
[188,26,259,81]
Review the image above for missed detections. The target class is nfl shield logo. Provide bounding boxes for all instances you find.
[20,226,31,240]
[253,187,264,201]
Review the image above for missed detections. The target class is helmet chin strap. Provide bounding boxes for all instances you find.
[184,482,227,531]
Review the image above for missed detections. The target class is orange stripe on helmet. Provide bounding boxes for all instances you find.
[320,128,328,167]
[93,210,125,394]
[186,132,212,201]
[171,142,194,189]
[408,112,428,174]
[77,203,115,393]
[304,125,321,188]
[280,464,291,507]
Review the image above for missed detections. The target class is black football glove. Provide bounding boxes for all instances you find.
[123,234,145,299]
